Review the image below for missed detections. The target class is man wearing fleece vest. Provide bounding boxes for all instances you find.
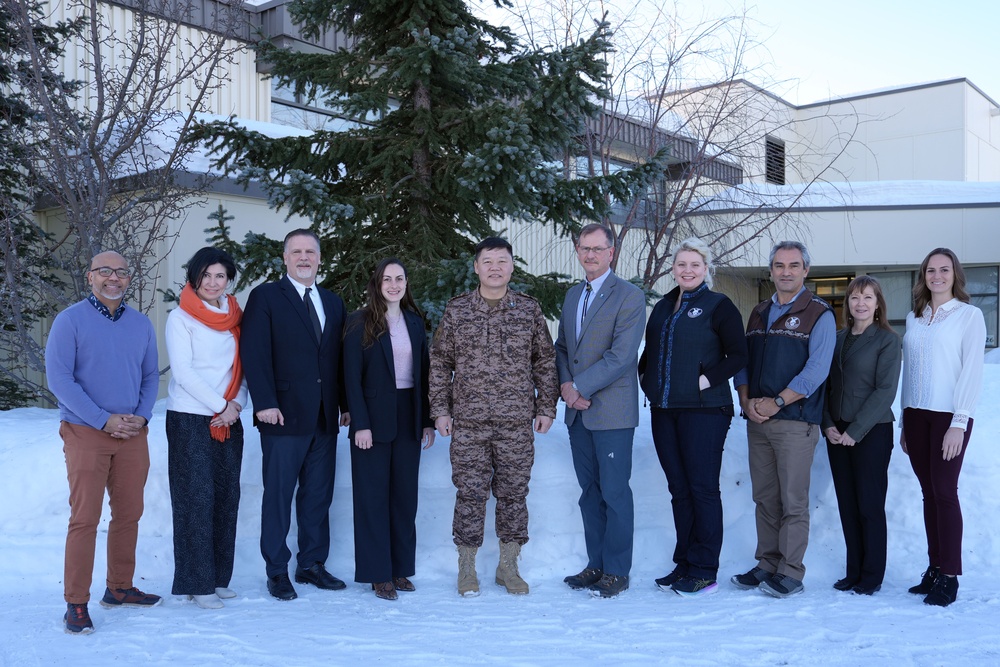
[730,241,834,598]
[46,251,162,635]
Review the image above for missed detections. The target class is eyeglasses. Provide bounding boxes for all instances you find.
[90,266,131,279]
[577,245,611,255]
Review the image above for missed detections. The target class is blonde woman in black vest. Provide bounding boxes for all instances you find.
[638,237,747,596]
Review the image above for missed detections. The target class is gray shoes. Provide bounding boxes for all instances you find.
[760,573,804,597]
[732,566,804,597]
[730,566,772,590]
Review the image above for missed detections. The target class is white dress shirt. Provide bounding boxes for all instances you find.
[287,275,327,332]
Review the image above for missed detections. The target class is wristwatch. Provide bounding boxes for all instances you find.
[773,395,786,408]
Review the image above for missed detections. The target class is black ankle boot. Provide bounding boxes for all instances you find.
[907,566,939,595]
[923,574,959,607]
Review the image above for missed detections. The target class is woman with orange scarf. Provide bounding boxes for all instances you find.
[165,247,247,609]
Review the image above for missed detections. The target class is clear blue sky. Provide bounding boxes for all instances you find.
[722,0,1000,104]
[479,0,1000,106]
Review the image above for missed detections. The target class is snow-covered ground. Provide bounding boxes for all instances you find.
[3,365,1000,666]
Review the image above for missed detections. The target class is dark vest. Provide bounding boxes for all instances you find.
[745,289,831,425]
[641,284,732,409]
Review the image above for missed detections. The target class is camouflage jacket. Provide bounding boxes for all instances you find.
[429,289,559,422]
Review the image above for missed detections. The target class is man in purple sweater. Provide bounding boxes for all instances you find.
[45,251,162,635]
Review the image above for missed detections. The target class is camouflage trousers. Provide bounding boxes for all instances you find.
[450,420,535,548]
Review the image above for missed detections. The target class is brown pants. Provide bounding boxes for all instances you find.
[747,419,819,580]
[61,421,150,603]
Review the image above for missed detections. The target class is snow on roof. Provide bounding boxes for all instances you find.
[180,112,318,175]
[114,112,349,179]
[692,180,1000,213]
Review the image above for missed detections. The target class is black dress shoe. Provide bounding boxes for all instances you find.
[267,573,298,601]
[564,567,603,590]
[295,562,347,591]
[834,577,859,591]
[851,583,881,596]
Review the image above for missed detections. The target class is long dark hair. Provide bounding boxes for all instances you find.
[844,275,895,334]
[356,258,422,348]
[912,247,970,316]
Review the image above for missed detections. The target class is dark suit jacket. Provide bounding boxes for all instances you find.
[822,325,901,443]
[241,276,347,436]
[343,309,431,443]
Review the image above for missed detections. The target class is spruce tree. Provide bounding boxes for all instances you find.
[0,0,82,406]
[195,0,664,311]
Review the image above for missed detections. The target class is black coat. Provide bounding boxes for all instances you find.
[343,309,431,443]
[241,276,347,436]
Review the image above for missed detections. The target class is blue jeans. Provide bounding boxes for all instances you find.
[567,421,635,577]
[651,408,731,579]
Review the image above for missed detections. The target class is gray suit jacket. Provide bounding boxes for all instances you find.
[555,272,646,430]
[822,325,902,443]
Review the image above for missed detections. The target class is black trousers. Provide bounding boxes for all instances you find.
[650,408,731,580]
[259,415,337,577]
[167,410,244,595]
[351,389,422,583]
[826,420,893,588]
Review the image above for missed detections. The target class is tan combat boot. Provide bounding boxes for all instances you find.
[457,545,479,597]
[495,541,529,594]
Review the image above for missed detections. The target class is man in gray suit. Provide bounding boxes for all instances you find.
[555,223,646,598]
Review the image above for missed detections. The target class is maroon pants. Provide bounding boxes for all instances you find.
[903,408,972,576]
[61,421,150,603]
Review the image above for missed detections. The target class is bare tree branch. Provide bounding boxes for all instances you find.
[0,0,249,404]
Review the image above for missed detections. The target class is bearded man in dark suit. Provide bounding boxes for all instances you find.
[241,228,349,601]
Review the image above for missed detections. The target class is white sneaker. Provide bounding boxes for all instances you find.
[214,587,237,599]
[190,594,224,609]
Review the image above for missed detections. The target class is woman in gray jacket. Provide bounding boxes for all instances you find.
[822,275,901,596]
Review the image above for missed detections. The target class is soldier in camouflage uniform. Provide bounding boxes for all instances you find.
[429,237,559,596]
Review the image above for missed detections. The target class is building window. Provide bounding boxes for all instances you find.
[966,266,998,348]
[765,137,785,185]
[270,79,387,132]
[870,267,998,348]
[866,271,913,337]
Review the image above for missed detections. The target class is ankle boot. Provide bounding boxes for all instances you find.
[908,566,940,595]
[923,574,959,607]
[495,541,529,595]
[457,546,479,597]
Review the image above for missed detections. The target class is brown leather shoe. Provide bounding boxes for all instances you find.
[393,576,415,592]
[372,582,398,600]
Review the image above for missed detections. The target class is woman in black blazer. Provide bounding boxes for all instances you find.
[343,258,435,600]
[822,275,901,596]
